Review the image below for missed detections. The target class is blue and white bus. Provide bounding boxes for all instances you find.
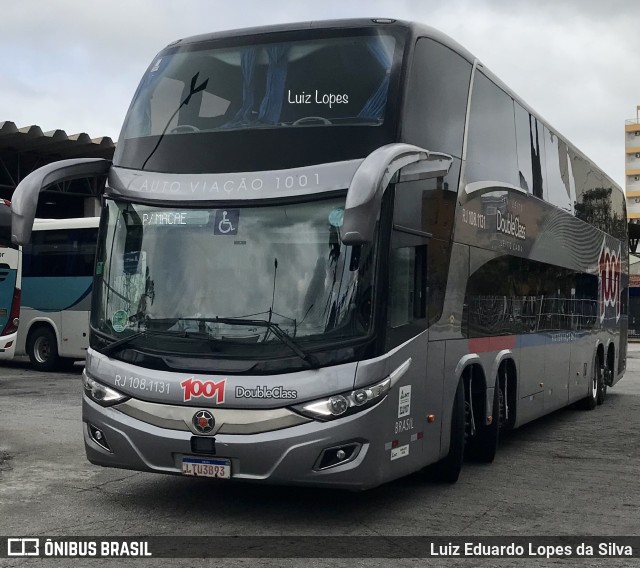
[0,200,21,360]
[10,217,99,371]
[1,19,628,489]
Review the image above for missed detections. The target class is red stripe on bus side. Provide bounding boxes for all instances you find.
[468,335,517,353]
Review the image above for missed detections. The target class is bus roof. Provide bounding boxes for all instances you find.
[166,18,477,64]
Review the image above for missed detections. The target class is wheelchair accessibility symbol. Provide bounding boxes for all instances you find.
[214,209,239,235]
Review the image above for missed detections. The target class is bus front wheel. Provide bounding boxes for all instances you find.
[598,361,609,405]
[467,383,500,463]
[27,326,60,372]
[430,380,465,483]
[578,358,601,411]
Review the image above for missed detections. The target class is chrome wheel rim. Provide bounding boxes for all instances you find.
[33,336,51,364]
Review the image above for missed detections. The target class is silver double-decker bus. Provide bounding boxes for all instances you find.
[1,19,628,489]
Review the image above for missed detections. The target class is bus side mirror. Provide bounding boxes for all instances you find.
[11,158,110,245]
[341,144,452,245]
[0,200,11,246]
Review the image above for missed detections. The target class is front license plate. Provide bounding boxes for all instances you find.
[182,457,231,478]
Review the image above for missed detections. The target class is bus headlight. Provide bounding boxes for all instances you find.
[292,377,391,421]
[82,373,129,407]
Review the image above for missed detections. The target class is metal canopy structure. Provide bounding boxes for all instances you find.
[0,121,115,217]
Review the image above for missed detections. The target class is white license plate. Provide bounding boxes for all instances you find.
[181,457,231,478]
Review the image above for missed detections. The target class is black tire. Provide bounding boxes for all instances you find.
[597,362,609,405]
[467,382,499,463]
[431,380,465,483]
[27,326,60,372]
[577,358,600,411]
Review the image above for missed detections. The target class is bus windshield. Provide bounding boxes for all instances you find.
[114,30,402,173]
[92,197,375,359]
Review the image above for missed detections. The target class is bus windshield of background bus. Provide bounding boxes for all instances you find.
[92,198,375,358]
[118,33,397,169]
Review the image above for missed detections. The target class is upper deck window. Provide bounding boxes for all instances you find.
[114,29,404,173]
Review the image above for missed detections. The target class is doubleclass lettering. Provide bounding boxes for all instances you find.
[496,210,526,240]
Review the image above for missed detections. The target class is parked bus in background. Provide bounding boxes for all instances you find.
[2,19,628,489]
[0,200,21,360]
[14,217,98,371]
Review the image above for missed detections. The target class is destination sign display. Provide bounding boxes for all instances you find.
[141,211,210,226]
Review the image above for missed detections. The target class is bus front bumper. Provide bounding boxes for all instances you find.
[0,332,17,360]
[82,395,397,490]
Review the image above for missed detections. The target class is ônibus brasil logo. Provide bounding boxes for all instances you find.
[181,377,226,403]
[599,241,621,323]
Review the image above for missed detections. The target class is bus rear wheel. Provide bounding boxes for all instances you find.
[27,326,60,372]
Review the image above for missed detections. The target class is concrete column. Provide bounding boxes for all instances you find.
[84,197,101,217]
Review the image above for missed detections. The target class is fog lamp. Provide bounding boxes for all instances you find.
[353,389,368,405]
[329,395,349,416]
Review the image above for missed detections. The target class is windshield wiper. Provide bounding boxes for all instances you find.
[141,72,209,169]
[100,328,194,356]
[177,316,321,369]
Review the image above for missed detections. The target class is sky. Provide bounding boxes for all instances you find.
[2,0,638,187]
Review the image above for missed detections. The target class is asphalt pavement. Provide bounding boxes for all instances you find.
[1,345,640,567]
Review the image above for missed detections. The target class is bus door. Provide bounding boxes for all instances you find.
[0,200,20,354]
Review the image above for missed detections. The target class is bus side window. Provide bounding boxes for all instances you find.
[76,228,99,277]
[403,38,471,160]
[386,227,428,350]
[388,243,427,328]
[514,103,540,195]
[385,177,454,349]
[466,72,519,188]
[544,127,574,214]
